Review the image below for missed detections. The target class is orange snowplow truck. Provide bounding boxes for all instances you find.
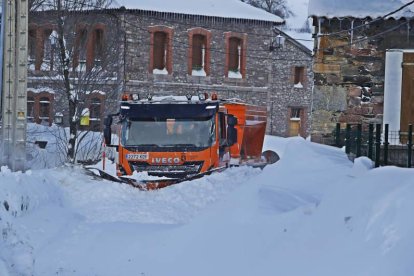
[103,94,278,189]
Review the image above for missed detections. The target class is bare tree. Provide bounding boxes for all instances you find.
[241,0,293,19]
[30,0,122,163]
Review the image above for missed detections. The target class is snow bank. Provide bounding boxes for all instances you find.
[1,136,414,275]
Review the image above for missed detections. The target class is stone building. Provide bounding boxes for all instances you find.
[27,10,123,131]
[28,1,313,137]
[308,0,414,141]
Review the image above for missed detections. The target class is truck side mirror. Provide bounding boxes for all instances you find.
[227,115,238,146]
[103,116,113,145]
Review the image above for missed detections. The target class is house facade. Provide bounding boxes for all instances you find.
[309,0,414,141]
[28,1,313,137]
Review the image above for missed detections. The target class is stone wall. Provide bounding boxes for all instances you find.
[311,17,414,140]
[122,10,313,137]
[28,9,313,137]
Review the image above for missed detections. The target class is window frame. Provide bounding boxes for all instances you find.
[188,27,211,76]
[74,24,89,71]
[28,27,37,65]
[148,26,174,75]
[292,66,307,88]
[92,24,106,68]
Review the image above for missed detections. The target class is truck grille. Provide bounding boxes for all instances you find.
[129,161,204,178]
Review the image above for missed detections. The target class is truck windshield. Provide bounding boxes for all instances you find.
[121,117,215,148]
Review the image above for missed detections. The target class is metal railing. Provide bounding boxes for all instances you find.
[334,123,413,168]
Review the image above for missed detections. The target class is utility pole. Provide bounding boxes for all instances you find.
[1,0,28,171]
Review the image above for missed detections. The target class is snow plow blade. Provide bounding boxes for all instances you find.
[84,166,228,190]
[262,150,280,165]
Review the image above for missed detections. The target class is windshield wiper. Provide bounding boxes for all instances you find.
[162,144,197,147]
[127,144,159,147]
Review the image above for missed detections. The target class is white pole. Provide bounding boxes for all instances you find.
[1,0,28,171]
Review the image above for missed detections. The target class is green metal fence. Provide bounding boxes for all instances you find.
[334,123,413,168]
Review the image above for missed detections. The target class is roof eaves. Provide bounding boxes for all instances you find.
[119,7,285,25]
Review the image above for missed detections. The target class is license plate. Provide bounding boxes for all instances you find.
[126,153,149,160]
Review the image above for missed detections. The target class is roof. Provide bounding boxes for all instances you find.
[308,0,414,19]
[114,0,284,23]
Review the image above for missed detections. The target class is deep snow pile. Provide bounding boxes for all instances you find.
[1,136,414,276]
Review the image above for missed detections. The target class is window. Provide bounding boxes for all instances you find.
[153,31,167,72]
[225,32,247,79]
[42,29,54,71]
[74,26,88,71]
[28,29,37,63]
[229,37,241,73]
[192,34,206,71]
[149,26,173,75]
[90,98,101,119]
[290,108,301,119]
[39,97,51,124]
[78,29,88,62]
[89,97,102,131]
[27,96,35,122]
[188,28,211,76]
[293,66,305,88]
[94,28,104,67]
[27,92,54,126]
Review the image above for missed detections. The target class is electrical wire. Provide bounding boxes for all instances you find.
[29,1,414,67]
[316,0,414,37]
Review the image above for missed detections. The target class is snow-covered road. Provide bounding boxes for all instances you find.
[1,136,414,276]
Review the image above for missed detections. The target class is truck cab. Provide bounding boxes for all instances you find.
[104,95,240,180]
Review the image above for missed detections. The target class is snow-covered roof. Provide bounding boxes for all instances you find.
[28,87,55,94]
[114,0,284,23]
[308,0,414,19]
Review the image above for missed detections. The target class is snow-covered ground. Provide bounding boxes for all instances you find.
[1,135,413,276]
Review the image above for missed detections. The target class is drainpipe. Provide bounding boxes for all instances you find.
[309,81,315,140]
[317,17,322,50]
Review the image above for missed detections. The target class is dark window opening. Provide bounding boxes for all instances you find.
[290,108,301,119]
[94,29,104,66]
[90,98,101,119]
[28,29,36,61]
[294,66,305,86]
[153,31,167,71]
[192,34,206,71]
[78,29,88,64]
[27,96,35,122]
[39,97,50,124]
[228,37,241,72]
[43,29,54,70]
